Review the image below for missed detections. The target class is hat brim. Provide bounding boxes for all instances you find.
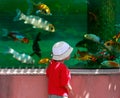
[52,47,73,60]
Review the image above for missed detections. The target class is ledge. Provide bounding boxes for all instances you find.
[0,68,120,75]
[70,69,120,75]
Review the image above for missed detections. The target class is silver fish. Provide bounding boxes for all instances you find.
[8,48,35,64]
[84,34,100,43]
[14,9,55,32]
[101,60,119,67]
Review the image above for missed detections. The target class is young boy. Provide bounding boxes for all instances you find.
[46,41,73,98]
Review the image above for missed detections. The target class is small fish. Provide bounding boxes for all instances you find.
[38,58,50,64]
[113,32,120,42]
[104,40,113,51]
[2,28,29,43]
[115,24,120,27]
[104,40,120,52]
[30,32,41,57]
[14,9,55,32]
[75,54,97,61]
[74,49,97,62]
[88,12,97,22]
[84,34,100,43]
[96,49,116,60]
[75,38,100,53]
[77,49,89,57]
[27,0,52,15]
[8,48,35,64]
[101,60,119,67]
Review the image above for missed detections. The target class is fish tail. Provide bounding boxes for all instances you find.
[26,0,34,15]
[8,48,16,54]
[0,46,12,54]
[2,47,17,55]
[13,9,21,21]
[1,28,8,37]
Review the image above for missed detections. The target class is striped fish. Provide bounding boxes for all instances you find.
[14,9,55,32]
[8,48,35,64]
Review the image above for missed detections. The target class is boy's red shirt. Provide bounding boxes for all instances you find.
[46,60,71,96]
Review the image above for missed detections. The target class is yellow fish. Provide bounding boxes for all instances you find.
[73,49,97,62]
[38,58,50,64]
[27,0,52,15]
[113,32,120,42]
[104,40,120,52]
[35,2,52,15]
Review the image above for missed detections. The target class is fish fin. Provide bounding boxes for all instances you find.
[33,26,36,28]
[7,48,16,54]
[13,9,21,21]
[35,10,41,14]
[0,45,11,54]
[26,0,34,15]
[2,47,16,55]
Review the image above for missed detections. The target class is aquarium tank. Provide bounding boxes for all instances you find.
[0,0,120,69]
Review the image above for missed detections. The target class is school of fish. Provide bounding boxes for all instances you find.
[74,32,120,68]
[1,0,120,68]
[0,1,56,65]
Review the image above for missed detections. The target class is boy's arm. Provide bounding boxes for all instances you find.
[65,83,74,95]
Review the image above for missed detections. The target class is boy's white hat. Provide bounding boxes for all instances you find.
[52,41,73,60]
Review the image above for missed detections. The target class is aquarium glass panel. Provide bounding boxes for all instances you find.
[0,0,119,69]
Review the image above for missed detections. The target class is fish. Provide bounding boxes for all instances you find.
[14,9,55,32]
[96,49,116,60]
[84,34,100,43]
[7,48,35,64]
[88,12,97,22]
[2,28,29,43]
[38,58,50,64]
[75,38,100,53]
[104,40,120,52]
[77,49,89,57]
[101,60,119,67]
[115,24,120,27]
[104,40,113,51]
[75,54,97,61]
[74,49,97,62]
[30,32,41,57]
[113,32,120,42]
[27,0,52,15]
